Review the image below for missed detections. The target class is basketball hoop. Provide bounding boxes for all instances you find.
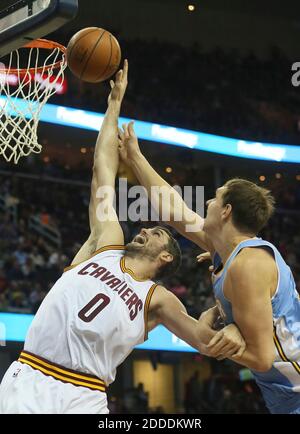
[0,39,67,164]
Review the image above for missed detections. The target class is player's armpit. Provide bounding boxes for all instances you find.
[89,169,124,250]
[93,201,124,250]
[69,234,98,268]
[72,171,124,266]
[67,232,125,271]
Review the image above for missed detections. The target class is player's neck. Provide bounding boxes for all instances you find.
[211,226,255,265]
[123,255,155,281]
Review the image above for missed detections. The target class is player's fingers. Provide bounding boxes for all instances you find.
[118,148,125,159]
[231,345,246,359]
[123,59,128,79]
[226,337,246,357]
[118,127,125,140]
[114,70,121,86]
[221,344,242,358]
[116,69,123,81]
[207,331,224,349]
[109,80,114,89]
[216,355,226,361]
[128,121,135,136]
[207,331,223,347]
[207,331,242,357]
[236,348,246,359]
[209,341,233,357]
[196,252,211,262]
[207,345,224,358]
[118,146,125,157]
[122,123,129,138]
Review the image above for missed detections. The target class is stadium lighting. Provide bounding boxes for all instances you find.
[1,96,300,163]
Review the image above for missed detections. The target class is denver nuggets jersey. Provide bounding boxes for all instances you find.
[212,238,300,413]
[24,246,157,386]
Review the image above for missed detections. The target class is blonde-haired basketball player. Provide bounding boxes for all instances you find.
[118,120,300,414]
[0,60,245,414]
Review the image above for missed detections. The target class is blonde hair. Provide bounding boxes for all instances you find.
[222,178,275,234]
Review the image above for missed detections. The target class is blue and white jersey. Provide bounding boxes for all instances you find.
[212,237,300,414]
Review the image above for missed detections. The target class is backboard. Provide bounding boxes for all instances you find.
[0,0,78,58]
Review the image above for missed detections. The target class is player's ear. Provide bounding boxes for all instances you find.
[159,251,173,265]
[221,203,232,221]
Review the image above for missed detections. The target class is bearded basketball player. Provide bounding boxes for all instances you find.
[0,61,245,414]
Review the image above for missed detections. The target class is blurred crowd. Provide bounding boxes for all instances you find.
[108,371,268,414]
[107,370,268,414]
[51,37,300,144]
[182,367,268,414]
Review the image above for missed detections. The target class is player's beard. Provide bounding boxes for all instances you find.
[125,241,164,261]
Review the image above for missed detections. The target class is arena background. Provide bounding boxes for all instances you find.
[0,0,300,414]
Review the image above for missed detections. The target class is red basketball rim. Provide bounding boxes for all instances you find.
[0,39,67,75]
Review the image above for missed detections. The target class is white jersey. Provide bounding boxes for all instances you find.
[24,245,157,386]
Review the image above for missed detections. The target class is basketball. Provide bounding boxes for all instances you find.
[66,27,121,83]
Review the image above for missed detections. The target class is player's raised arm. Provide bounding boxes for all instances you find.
[149,285,246,358]
[71,61,128,266]
[118,122,214,254]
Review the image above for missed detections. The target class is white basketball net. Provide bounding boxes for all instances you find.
[0,44,67,164]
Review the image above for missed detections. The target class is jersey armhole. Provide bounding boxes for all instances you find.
[143,283,158,341]
[213,251,223,273]
[255,245,280,300]
[63,244,125,273]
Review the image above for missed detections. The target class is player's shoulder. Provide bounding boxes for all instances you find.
[229,246,275,278]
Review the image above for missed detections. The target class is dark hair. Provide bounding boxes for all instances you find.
[222,178,275,234]
[154,226,182,280]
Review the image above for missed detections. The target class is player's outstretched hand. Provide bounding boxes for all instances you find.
[197,251,214,272]
[108,59,128,105]
[118,121,141,166]
[205,323,246,360]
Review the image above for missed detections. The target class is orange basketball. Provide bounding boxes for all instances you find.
[66,27,121,83]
